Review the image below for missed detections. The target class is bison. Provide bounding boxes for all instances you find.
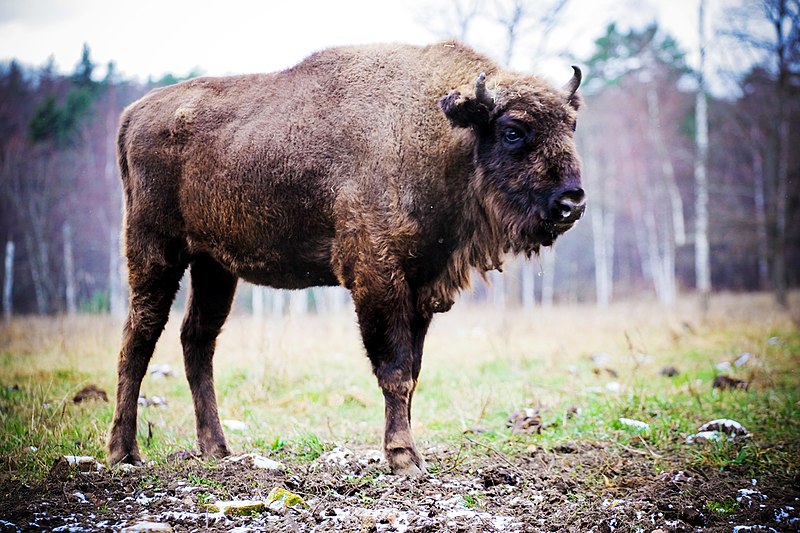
[109,41,585,475]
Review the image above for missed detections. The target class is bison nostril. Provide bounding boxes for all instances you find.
[551,188,585,223]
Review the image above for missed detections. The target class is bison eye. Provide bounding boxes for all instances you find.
[503,127,524,147]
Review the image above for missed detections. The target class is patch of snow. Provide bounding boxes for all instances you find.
[686,430,726,443]
[224,452,284,471]
[320,446,353,465]
[221,419,247,431]
[618,417,650,431]
[135,492,152,505]
[698,418,750,436]
[737,488,768,507]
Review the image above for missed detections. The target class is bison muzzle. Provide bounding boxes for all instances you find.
[108,41,584,476]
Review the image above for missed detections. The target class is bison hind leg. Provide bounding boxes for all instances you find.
[109,254,187,466]
[180,254,238,459]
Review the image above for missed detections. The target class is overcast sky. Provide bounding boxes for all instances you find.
[0,0,736,89]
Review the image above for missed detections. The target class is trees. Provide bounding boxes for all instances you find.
[0,14,797,316]
[719,0,799,307]
[580,24,693,307]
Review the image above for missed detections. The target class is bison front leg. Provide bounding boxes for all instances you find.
[355,294,427,476]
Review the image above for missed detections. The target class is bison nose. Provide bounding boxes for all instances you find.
[550,187,585,224]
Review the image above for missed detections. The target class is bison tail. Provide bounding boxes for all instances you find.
[117,110,132,186]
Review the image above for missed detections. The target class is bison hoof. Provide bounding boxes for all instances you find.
[387,447,427,477]
[199,442,231,460]
[108,449,143,467]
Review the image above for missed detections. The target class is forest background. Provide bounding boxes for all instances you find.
[0,0,797,318]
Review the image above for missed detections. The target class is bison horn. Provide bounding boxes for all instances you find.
[563,66,582,99]
[475,73,494,108]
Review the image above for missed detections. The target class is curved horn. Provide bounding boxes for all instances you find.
[563,66,582,98]
[475,73,494,108]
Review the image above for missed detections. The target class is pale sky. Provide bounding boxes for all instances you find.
[0,0,739,91]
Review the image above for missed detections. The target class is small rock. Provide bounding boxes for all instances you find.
[482,467,518,487]
[73,384,108,403]
[138,395,168,407]
[660,366,680,377]
[166,449,200,462]
[224,453,284,471]
[267,487,309,509]
[715,361,732,371]
[49,455,104,479]
[121,521,173,533]
[713,375,749,390]
[203,500,266,516]
[149,364,176,379]
[554,443,578,454]
[508,408,542,434]
[686,419,751,444]
[592,367,619,378]
[698,418,750,438]
[734,352,752,367]
[605,381,621,393]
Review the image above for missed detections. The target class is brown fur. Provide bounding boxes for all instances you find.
[109,41,584,475]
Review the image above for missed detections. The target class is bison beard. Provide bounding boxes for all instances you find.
[108,41,584,475]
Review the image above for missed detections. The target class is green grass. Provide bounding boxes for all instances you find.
[0,292,798,481]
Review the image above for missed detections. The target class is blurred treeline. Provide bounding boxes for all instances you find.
[0,1,797,316]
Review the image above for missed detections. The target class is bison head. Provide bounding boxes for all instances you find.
[440,68,585,255]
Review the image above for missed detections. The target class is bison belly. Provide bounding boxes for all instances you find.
[178,167,340,290]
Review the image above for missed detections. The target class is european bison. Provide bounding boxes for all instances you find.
[109,41,585,475]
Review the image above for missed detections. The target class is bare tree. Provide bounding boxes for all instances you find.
[492,0,569,67]
[695,0,711,312]
[722,0,799,307]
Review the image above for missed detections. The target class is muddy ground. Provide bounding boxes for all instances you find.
[0,443,797,532]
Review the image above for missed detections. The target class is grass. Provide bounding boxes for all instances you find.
[0,291,798,481]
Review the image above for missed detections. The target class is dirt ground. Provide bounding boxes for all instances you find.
[1,443,797,532]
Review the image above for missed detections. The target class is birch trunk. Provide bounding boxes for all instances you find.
[63,223,77,314]
[694,0,711,312]
[252,285,266,317]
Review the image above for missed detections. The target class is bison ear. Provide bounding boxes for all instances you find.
[439,73,494,129]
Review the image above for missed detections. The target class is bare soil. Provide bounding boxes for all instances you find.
[1,443,797,532]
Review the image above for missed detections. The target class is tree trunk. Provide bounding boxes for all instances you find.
[521,261,536,309]
[252,285,266,317]
[289,290,309,315]
[108,227,126,318]
[541,248,556,308]
[63,223,77,314]
[647,87,686,247]
[3,241,13,321]
[751,140,770,290]
[694,0,711,312]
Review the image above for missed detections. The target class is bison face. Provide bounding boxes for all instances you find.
[440,69,585,255]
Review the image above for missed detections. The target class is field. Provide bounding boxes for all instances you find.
[1,292,798,532]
